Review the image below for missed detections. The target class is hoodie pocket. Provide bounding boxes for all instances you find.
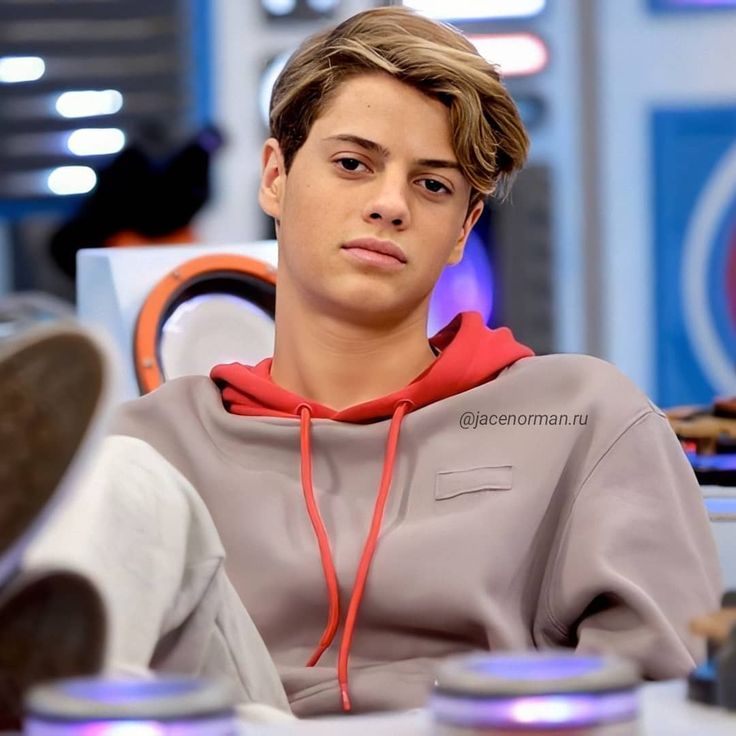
[434,465,513,501]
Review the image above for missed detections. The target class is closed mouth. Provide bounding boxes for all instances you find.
[341,238,407,263]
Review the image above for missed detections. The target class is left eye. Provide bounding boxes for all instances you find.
[420,179,450,194]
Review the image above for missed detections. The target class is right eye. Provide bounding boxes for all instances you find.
[335,157,368,173]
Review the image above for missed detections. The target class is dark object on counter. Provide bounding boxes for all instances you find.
[714,398,736,419]
[688,591,736,710]
[687,453,736,487]
[667,398,736,483]
[668,408,736,456]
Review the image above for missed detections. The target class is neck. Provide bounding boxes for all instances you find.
[270,291,435,412]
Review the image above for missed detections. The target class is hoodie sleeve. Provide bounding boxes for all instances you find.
[535,410,722,678]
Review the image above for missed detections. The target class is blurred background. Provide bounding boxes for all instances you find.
[2,0,736,409]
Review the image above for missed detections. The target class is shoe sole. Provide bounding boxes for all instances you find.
[0,327,106,587]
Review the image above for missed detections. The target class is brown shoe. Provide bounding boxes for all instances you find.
[0,569,106,730]
[0,322,109,586]
[0,317,111,729]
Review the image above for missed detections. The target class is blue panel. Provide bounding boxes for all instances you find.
[0,197,83,220]
[704,497,736,515]
[649,0,736,11]
[188,0,213,126]
[688,452,736,470]
[652,107,736,407]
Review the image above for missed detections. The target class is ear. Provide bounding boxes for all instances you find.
[446,199,484,265]
[258,138,286,220]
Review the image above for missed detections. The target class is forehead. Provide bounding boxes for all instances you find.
[309,72,456,158]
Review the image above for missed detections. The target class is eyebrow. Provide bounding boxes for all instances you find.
[323,134,462,172]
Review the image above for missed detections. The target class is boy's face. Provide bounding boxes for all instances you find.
[259,72,483,325]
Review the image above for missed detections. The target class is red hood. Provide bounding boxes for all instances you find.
[210,311,533,421]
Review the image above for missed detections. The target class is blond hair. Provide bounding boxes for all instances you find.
[269,6,529,203]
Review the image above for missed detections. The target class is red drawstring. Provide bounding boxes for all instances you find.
[337,399,412,711]
[297,400,413,712]
[298,404,341,666]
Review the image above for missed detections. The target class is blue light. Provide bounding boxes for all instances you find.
[704,497,736,516]
[0,56,45,83]
[57,678,207,703]
[687,451,736,471]
[262,0,297,15]
[47,166,97,195]
[56,90,123,119]
[651,0,736,10]
[67,128,125,156]
[404,0,546,21]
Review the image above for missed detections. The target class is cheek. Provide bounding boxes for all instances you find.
[424,218,466,260]
[281,191,316,237]
[423,199,467,231]
[283,177,335,228]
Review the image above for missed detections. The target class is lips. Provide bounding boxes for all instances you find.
[341,238,407,264]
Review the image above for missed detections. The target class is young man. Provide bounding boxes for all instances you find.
[13,4,721,721]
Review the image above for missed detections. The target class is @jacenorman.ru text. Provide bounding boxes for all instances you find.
[458,412,589,429]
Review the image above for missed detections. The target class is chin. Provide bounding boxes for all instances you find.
[330,291,422,327]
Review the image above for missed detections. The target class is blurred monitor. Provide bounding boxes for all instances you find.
[77,242,278,399]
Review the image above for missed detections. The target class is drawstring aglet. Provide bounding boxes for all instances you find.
[340,683,352,712]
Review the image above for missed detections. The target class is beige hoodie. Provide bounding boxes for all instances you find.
[110,314,721,716]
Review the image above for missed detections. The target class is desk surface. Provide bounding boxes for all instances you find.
[242,681,736,736]
[5,681,733,736]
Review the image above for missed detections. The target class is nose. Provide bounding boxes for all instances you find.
[362,171,411,229]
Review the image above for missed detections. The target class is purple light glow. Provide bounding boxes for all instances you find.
[467,655,605,680]
[25,718,235,736]
[25,677,237,736]
[430,691,638,729]
[54,679,203,705]
[428,230,493,335]
[80,723,163,736]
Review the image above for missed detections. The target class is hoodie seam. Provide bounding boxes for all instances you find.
[539,408,659,637]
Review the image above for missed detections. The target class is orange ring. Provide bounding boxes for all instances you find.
[134,253,277,395]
